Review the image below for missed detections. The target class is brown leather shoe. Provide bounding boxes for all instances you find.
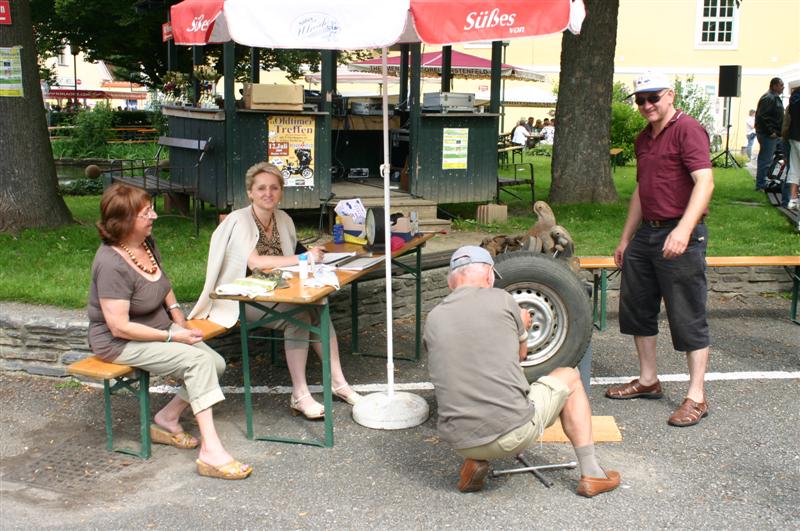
[457,459,490,493]
[605,378,663,399]
[576,470,621,498]
[668,398,708,427]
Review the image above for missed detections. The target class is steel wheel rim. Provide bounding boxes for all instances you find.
[506,282,569,367]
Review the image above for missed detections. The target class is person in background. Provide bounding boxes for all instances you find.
[605,72,714,428]
[540,119,555,145]
[511,118,531,146]
[424,246,620,497]
[533,119,543,134]
[784,81,800,210]
[745,109,756,160]
[190,162,361,420]
[755,77,785,191]
[88,183,251,480]
[525,117,535,133]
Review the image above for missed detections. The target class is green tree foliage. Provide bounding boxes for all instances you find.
[673,76,715,132]
[609,81,646,164]
[68,103,115,158]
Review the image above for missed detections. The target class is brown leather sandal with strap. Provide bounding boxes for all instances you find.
[668,398,708,427]
[605,378,663,400]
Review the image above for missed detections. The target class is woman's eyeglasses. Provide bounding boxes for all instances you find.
[635,92,665,106]
[137,206,157,220]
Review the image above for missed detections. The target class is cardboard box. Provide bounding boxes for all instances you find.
[476,204,507,224]
[243,83,304,111]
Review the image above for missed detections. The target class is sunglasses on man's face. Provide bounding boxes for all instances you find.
[635,92,665,106]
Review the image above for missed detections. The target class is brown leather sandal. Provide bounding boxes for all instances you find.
[668,398,708,427]
[605,378,663,400]
[150,424,199,449]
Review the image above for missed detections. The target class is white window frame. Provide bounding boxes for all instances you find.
[695,0,739,50]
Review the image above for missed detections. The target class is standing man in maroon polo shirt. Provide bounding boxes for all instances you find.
[605,72,715,427]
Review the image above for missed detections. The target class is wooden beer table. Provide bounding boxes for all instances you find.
[211,234,434,448]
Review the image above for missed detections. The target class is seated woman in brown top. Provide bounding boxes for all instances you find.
[190,162,361,420]
[87,183,251,480]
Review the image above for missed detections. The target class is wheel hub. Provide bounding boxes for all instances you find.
[506,283,569,367]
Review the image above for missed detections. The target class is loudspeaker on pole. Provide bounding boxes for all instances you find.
[718,65,741,98]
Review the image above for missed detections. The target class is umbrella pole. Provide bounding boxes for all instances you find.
[351,47,429,430]
[381,46,395,400]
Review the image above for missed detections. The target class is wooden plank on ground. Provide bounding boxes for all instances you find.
[537,415,622,443]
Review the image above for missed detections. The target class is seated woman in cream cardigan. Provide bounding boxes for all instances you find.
[189,162,361,419]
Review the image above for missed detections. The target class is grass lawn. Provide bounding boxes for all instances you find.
[1,154,797,309]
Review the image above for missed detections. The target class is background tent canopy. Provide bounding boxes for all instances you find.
[170,0,585,48]
[349,50,545,82]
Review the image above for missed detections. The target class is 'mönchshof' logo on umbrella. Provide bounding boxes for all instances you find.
[293,13,341,41]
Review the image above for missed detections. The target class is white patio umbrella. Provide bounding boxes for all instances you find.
[169,0,586,429]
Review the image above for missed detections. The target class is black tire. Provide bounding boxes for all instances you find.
[493,251,592,383]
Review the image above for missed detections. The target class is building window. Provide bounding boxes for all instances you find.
[696,0,739,49]
[57,49,67,66]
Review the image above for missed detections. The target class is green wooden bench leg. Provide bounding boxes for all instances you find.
[600,269,608,331]
[137,371,151,459]
[103,380,114,452]
[350,281,359,355]
[240,301,255,440]
[103,371,151,459]
[791,265,799,325]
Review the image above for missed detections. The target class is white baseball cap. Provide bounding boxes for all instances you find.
[631,72,672,95]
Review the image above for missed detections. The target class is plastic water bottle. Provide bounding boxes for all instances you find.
[298,253,308,285]
[333,216,345,244]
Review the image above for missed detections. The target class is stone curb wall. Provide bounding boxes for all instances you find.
[0,265,793,377]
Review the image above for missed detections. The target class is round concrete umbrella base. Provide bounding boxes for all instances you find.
[352,391,430,430]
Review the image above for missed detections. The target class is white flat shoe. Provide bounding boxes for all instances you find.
[289,393,324,420]
[333,384,363,405]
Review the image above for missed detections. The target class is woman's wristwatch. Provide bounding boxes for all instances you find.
[167,303,181,312]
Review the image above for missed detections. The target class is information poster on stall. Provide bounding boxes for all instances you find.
[442,128,468,169]
[267,115,315,188]
[0,47,24,97]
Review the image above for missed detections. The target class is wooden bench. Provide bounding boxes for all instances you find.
[609,147,624,172]
[109,135,212,236]
[65,318,231,459]
[67,356,152,459]
[579,256,800,331]
[497,162,535,206]
[498,144,524,164]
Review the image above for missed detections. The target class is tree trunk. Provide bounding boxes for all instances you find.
[549,0,620,204]
[0,0,72,233]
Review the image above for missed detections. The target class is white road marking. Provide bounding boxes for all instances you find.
[141,371,799,395]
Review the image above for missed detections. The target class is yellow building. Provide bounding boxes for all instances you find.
[494,0,800,153]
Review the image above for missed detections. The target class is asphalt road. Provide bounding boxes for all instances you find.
[1,292,798,529]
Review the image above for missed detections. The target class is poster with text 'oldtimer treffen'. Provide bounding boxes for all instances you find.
[0,47,24,97]
[267,115,315,188]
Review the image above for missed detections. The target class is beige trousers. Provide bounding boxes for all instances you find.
[456,375,570,461]
[115,324,226,414]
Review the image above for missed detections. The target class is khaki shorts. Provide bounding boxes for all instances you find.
[456,375,570,461]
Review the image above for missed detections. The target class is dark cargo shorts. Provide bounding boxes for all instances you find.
[619,222,710,352]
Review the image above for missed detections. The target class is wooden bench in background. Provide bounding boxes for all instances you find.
[498,144,524,165]
[497,162,535,206]
[66,318,232,459]
[609,147,624,172]
[108,135,212,236]
[579,256,800,331]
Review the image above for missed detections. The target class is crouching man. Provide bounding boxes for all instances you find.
[423,246,620,497]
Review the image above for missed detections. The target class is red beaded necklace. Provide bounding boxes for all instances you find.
[119,241,159,274]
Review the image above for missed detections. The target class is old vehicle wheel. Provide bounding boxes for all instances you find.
[281,169,291,180]
[493,251,592,383]
[301,167,314,179]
